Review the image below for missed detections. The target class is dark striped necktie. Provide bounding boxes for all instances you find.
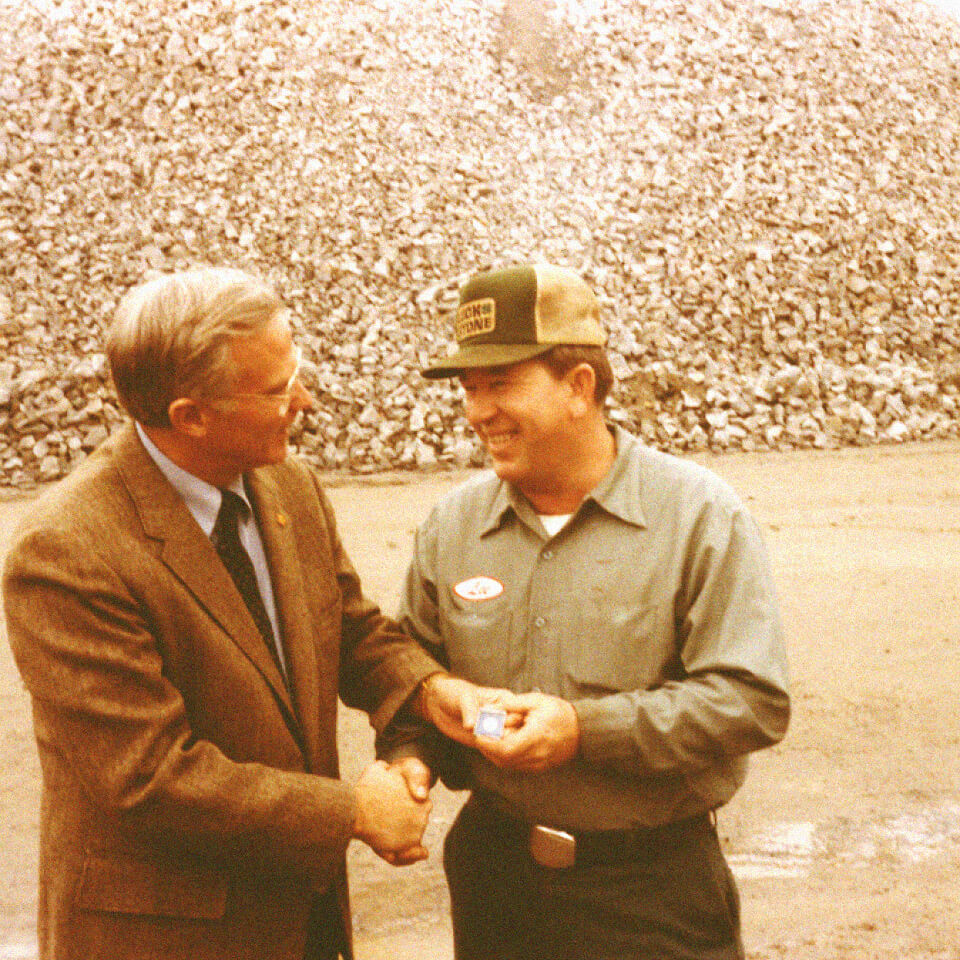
[210,490,284,679]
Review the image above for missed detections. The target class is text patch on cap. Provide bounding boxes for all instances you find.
[455,298,496,341]
[454,576,504,602]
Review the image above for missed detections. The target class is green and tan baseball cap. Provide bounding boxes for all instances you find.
[422,263,606,379]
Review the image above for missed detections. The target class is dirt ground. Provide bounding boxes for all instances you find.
[2,440,960,960]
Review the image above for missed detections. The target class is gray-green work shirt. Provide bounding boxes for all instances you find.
[398,426,790,831]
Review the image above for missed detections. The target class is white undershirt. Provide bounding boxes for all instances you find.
[538,513,572,537]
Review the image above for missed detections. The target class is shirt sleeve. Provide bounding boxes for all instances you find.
[573,497,790,777]
[396,506,449,663]
[376,510,474,788]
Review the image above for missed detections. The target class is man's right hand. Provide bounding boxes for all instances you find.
[414,672,524,746]
[353,760,431,864]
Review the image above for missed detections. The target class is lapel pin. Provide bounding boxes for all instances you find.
[276,512,287,527]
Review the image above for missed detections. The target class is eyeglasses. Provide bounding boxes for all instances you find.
[210,347,304,417]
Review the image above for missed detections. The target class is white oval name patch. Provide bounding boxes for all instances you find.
[454,576,505,602]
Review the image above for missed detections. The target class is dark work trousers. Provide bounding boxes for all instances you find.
[303,888,346,960]
[443,794,744,960]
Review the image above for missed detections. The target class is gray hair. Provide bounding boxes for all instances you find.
[107,267,284,426]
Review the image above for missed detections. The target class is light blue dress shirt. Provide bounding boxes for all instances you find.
[135,423,288,679]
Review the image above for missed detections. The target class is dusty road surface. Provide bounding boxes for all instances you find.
[2,440,960,960]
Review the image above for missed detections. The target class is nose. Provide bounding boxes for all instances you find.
[464,388,495,427]
[290,378,313,415]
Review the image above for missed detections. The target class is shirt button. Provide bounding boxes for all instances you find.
[534,616,546,628]
[543,549,554,560]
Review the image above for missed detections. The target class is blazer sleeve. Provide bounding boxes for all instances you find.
[3,521,357,881]
[308,473,442,732]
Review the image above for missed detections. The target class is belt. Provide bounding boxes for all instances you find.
[475,797,714,869]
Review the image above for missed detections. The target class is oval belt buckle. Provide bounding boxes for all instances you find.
[529,824,576,869]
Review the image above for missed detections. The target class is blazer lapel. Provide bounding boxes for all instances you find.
[112,426,299,732]
[245,470,325,769]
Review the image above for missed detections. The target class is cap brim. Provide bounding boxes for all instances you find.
[421,342,554,379]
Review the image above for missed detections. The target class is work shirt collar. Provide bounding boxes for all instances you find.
[479,424,648,537]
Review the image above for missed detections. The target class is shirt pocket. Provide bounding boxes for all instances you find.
[441,593,514,689]
[566,603,672,694]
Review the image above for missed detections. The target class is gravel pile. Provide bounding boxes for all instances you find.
[3,0,960,486]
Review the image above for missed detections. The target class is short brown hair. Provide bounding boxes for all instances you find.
[539,345,614,404]
[107,268,284,427]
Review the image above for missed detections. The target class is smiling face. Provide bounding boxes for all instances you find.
[459,359,578,501]
[194,314,312,483]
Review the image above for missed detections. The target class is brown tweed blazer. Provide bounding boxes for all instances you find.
[2,423,439,960]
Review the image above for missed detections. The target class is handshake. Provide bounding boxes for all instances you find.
[352,673,581,865]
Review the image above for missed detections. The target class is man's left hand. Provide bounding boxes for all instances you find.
[473,691,580,772]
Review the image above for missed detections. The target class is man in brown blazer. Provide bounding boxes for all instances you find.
[2,267,481,960]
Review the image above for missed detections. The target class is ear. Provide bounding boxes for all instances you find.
[167,397,211,438]
[565,363,597,417]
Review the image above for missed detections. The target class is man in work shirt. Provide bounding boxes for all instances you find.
[399,263,791,960]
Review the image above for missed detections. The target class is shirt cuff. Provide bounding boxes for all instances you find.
[572,693,639,766]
